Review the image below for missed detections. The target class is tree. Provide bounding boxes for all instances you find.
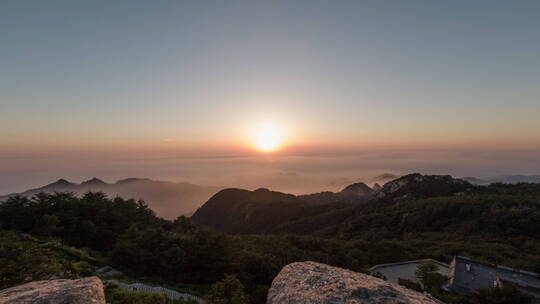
[172,216,197,233]
[33,214,61,237]
[205,275,249,304]
[415,262,439,284]
[415,262,446,292]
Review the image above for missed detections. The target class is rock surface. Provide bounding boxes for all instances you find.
[267,261,439,304]
[374,173,472,200]
[0,277,105,304]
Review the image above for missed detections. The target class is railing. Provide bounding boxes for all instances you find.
[106,279,205,304]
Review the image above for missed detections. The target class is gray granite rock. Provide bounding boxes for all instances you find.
[267,261,439,304]
[0,277,105,304]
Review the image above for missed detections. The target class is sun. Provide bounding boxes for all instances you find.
[251,123,285,152]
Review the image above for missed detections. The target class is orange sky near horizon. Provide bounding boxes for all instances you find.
[2,1,540,194]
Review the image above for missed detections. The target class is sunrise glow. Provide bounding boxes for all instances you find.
[251,123,285,152]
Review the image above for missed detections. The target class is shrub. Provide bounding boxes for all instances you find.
[205,275,249,304]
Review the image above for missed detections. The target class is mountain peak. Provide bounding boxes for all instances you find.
[191,187,304,233]
[340,182,373,194]
[373,173,399,180]
[81,178,107,186]
[115,178,151,184]
[51,179,75,186]
[36,179,77,191]
[336,182,374,201]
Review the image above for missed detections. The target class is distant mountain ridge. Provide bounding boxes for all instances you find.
[191,173,475,234]
[462,175,540,185]
[370,173,399,184]
[298,182,374,205]
[0,178,219,220]
[191,182,379,233]
[190,173,540,238]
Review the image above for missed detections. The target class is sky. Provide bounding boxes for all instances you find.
[1,1,540,194]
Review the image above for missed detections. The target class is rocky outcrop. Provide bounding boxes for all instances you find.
[267,262,439,304]
[0,277,105,304]
[374,173,472,200]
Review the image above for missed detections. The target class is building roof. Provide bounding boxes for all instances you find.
[369,259,450,273]
[368,259,450,284]
[449,256,540,301]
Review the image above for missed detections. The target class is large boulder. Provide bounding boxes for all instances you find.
[0,277,105,304]
[267,262,439,304]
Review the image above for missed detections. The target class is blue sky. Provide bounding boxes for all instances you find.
[1,1,539,192]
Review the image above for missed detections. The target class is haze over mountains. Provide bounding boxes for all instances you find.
[461,175,540,185]
[359,173,540,187]
[3,172,540,221]
[0,178,219,219]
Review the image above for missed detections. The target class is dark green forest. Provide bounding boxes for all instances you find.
[1,177,540,303]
